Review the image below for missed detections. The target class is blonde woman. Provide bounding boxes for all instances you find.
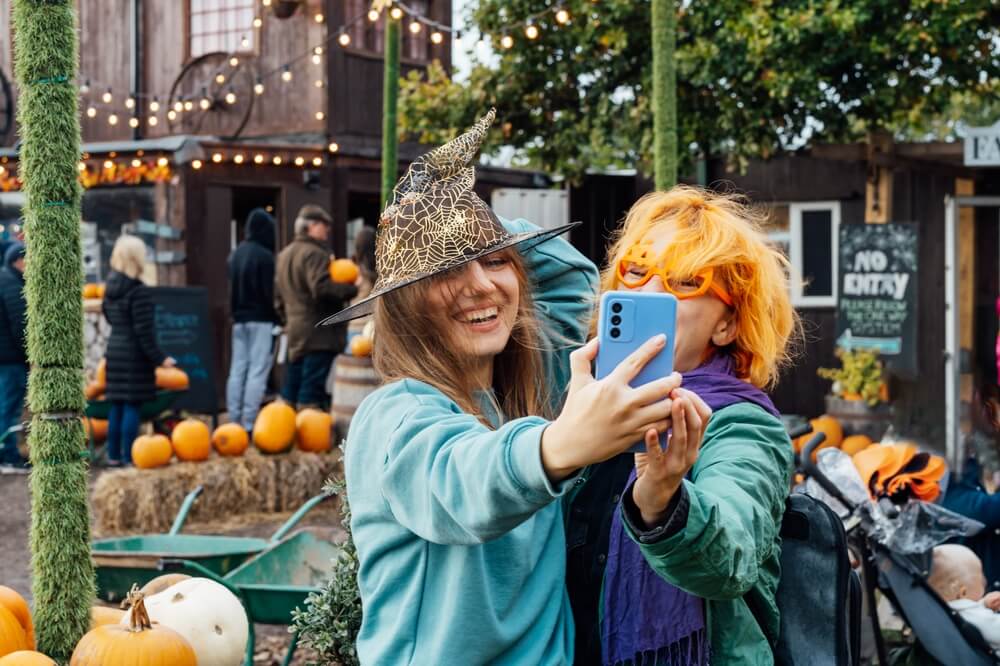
[102,235,174,466]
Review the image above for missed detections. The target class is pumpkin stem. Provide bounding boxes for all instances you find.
[122,584,153,632]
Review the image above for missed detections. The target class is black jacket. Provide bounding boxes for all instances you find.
[102,271,167,402]
[229,209,278,324]
[0,245,26,365]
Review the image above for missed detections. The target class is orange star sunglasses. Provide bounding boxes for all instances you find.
[616,241,734,306]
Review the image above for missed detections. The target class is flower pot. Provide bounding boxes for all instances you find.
[825,394,892,441]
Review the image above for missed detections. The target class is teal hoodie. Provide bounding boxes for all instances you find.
[345,218,598,665]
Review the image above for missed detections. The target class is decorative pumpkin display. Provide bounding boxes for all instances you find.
[171,420,211,462]
[211,423,249,457]
[840,434,874,457]
[350,335,373,357]
[253,401,296,453]
[0,651,55,666]
[82,283,100,299]
[96,284,105,299]
[0,605,27,659]
[83,418,108,442]
[89,606,125,629]
[139,574,191,598]
[132,434,173,469]
[83,382,104,400]
[95,359,106,387]
[295,409,332,453]
[73,586,196,666]
[155,367,190,391]
[0,588,31,651]
[329,258,359,284]
[135,577,249,666]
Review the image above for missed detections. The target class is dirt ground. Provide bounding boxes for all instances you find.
[0,471,346,665]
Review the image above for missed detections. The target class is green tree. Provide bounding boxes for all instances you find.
[400,0,999,182]
[13,0,95,660]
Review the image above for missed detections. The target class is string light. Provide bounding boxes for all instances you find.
[233,154,245,164]
[314,13,324,23]
[241,36,250,48]
[78,162,86,172]
[315,111,325,120]
[229,56,239,67]
[338,32,351,47]
[390,6,403,20]
[314,46,324,55]
[294,156,305,166]
[149,98,160,112]
[173,101,184,112]
[525,24,539,40]
[409,20,422,34]
[253,17,263,28]
[131,159,141,168]
[128,117,140,128]
[254,154,265,164]
[262,0,271,6]
[103,160,114,169]
[254,80,265,95]
[80,80,91,94]
[212,153,223,163]
[328,141,339,153]
[102,88,113,104]
[167,110,177,121]
[272,156,283,165]
[86,106,97,118]
[225,92,237,104]
[148,116,158,127]
[314,79,324,88]
[312,53,322,65]
[192,159,203,170]
[107,113,119,126]
[431,31,443,44]
[500,35,514,49]
[200,97,211,110]
[312,156,323,166]
[368,9,379,21]
[184,100,195,111]
[215,73,226,84]
[125,96,136,109]
[157,157,169,167]
[555,9,570,24]
[282,67,293,82]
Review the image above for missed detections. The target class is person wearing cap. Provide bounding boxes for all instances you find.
[332,111,682,664]
[226,208,279,432]
[0,242,28,470]
[274,204,357,409]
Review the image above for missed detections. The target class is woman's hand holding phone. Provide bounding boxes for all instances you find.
[632,388,712,527]
[541,335,680,482]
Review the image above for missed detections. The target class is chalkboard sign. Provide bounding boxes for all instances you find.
[148,286,218,414]
[835,223,919,377]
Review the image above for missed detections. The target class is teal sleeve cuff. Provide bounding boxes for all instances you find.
[506,422,583,500]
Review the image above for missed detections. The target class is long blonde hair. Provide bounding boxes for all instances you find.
[601,186,800,389]
[110,234,147,280]
[373,248,553,424]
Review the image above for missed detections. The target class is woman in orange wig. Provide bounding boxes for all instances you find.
[566,186,800,665]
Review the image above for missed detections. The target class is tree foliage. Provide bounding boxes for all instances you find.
[399,0,1000,181]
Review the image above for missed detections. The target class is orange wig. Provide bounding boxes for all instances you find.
[600,186,800,389]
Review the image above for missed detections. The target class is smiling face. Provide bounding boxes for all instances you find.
[618,221,737,373]
[425,250,521,382]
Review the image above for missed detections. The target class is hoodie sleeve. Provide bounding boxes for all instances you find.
[306,248,357,306]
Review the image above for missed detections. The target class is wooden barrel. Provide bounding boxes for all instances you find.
[824,395,893,441]
[332,354,380,439]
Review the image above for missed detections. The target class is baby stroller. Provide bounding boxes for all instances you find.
[799,434,999,665]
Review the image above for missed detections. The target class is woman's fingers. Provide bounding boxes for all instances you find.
[630,372,682,406]
[568,338,599,390]
[670,397,689,461]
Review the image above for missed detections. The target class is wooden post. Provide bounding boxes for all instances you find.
[956,178,975,426]
[865,132,893,223]
[651,0,677,190]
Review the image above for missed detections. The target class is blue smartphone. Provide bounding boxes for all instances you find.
[594,291,677,452]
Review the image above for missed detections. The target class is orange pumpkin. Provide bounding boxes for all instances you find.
[82,283,100,299]
[132,434,173,469]
[840,434,873,457]
[95,359,106,387]
[155,367,190,391]
[0,651,55,666]
[84,382,104,400]
[171,420,211,462]
[0,588,32,651]
[0,604,27,659]
[212,423,249,457]
[95,284,105,299]
[70,588,196,666]
[329,258,359,284]
[83,418,108,442]
[253,402,296,453]
[295,409,332,453]
[350,336,373,357]
[89,606,125,630]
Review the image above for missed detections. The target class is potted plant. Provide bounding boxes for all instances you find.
[818,348,892,440]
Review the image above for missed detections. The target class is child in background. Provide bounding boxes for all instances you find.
[928,544,1000,648]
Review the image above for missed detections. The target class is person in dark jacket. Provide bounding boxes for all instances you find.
[0,243,28,469]
[102,235,174,466]
[274,205,357,409]
[226,209,278,431]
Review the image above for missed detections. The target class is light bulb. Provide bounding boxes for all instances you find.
[294,156,305,166]
[215,73,226,84]
[312,54,322,65]
[128,117,139,128]
[234,154,245,164]
[148,116,158,126]
[103,160,114,169]
[167,110,177,121]
[241,36,250,48]
[314,46,324,55]
[338,33,351,47]
[312,157,323,166]
[125,97,136,109]
[315,111,325,120]
[262,0,271,6]
[229,56,239,67]
[200,98,211,110]
[500,35,514,49]
[314,13,324,23]
[86,106,97,118]
[431,31,443,44]
[184,100,194,111]
[253,17,263,28]
[78,162,87,172]
[102,89,112,104]
[282,68,293,82]
[390,6,403,20]
[254,154,265,164]
[108,113,119,126]
[273,156,283,165]
[212,153,223,163]
[328,142,339,153]
[525,24,539,40]
[409,20,421,34]
[192,159,203,170]
[173,101,184,112]
[555,9,570,24]
[314,79,324,88]
[157,157,169,167]
[225,92,237,104]
[254,81,265,95]
[149,98,160,112]
[131,159,141,168]
[368,9,379,21]
[80,80,91,94]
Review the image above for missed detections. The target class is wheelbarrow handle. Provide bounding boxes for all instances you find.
[800,433,858,512]
[269,492,336,543]
[168,486,205,536]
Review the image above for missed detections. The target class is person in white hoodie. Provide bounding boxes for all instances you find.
[928,544,1000,648]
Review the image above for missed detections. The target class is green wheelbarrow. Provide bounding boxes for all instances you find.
[162,499,340,665]
[92,487,333,603]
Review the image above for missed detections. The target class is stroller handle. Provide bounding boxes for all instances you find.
[800,433,858,512]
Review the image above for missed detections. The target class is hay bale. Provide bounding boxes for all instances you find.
[91,447,342,536]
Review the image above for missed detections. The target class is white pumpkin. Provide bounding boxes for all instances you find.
[121,577,249,666]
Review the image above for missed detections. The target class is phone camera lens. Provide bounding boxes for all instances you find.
[609,327,621,339]
[611,315,622,326]
[611,302,623,314]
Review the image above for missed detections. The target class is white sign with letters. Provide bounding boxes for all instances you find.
[965,121,1000,166]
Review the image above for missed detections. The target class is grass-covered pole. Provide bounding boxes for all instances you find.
[13,0,95,660]
[380,12,401,208]
[651,0,677,189]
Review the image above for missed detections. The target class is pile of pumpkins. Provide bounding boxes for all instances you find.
[81,283,104,300]
[85,360,190,402]
[132,403,333,470]
[0,575,249,665]
[790,414,876,461]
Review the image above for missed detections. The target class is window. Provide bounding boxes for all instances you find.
[765,202,840,308]
[189,0,257,60]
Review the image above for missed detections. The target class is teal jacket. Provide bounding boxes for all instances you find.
[345,219,598,665]
[622,403,793,665]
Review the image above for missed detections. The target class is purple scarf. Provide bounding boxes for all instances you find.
[601,354,780,666]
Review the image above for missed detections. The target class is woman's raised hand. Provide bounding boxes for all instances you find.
[541,336,680,482]
[632,387,712,527]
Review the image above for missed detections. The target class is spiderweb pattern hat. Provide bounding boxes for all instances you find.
[320,109,578,326]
